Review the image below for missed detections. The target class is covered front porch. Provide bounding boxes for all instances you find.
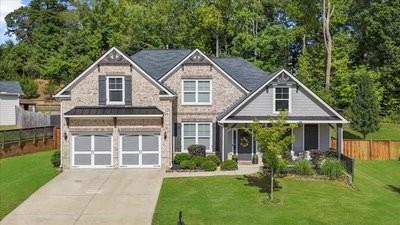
[219,121,345,163]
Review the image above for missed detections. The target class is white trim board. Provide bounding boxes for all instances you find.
[54,47,174,98]
[219,69,348,123]
[159,49,249,94]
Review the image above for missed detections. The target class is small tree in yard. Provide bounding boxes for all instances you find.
[349,74,380,139]
[250,112,297,200]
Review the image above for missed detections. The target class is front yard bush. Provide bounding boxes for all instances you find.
[294,159,314,175]
[180,160,196,170]
[174,153,191,165]
[220,160,238,170]
[201,160,217,171]
[188,144,206,157]
[50,151,61,167]
[192,156,206,168]
[321,159,344,179]
[206,155,221,166]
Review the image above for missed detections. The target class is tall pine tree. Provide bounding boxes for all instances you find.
[349,74,380,139]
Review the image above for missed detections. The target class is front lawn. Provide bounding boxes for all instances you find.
[153,161,400,225]
[0,150,59,219]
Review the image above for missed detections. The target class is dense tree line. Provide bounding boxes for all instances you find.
[0,0,398,118]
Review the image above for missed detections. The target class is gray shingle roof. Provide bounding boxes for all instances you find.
[228,116,341,121]
[0,81,23,95]
[65,106,163,116]
[131,49,191,80]
[211,57,272,91]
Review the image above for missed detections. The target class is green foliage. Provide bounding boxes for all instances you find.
[187,144,206,157]
[294,159,314,176]
[201,160,217,171]
[50,151,61,168]
[44,81,58,99]
[349,74,380,139]
[250,113,297,171]
[179,160,196,170]
[19,78,38,98]
[192,156,206,168]
[174,153,191,165]
[277,158,288,174]
[321,159,344,179]
[220,160,238,171]
[206,155,221,166]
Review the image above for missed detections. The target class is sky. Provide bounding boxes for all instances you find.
[0,0,30,44]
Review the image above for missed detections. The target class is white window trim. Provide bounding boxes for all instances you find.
[181,79,212,105]
[273,86,291,114]
[106,76,125,105]
[181,122,213,152]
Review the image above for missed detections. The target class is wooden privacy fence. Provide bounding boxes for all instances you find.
[16,106,50,128]
[0,126,60,158]
[331,138,400,160]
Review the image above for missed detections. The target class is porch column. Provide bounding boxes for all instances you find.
[336,123,343,159]
[222,125,225,161]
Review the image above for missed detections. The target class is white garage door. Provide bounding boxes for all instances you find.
[72,134,113,168]
[120,134,160,168]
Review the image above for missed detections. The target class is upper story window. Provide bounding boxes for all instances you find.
[182,80,211,105]
[274,87,290,113]
[106,76,125,104]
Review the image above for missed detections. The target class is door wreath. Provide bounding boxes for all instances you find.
[240,136,249,147]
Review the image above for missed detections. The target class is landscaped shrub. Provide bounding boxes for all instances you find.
[180,160,196,170]
[188,144,206,157]
[20,78,38,98]
[310,150,339,170]
[174,153,191,165]
[201,160,217,171]
[220,160,238,170]
[277,158,288,174]
[51,151,61,167]
[294,159,314,175]
[321,159,344,179]
[192,156,206,168]
[206,155,221,166]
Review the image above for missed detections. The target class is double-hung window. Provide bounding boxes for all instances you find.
[107,76,124,104]
[182,80,211,104]
[274,87,290,112]
[182,123,212,151]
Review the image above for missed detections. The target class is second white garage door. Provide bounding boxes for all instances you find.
[119,134,161,168]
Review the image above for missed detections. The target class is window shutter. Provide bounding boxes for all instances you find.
[125,76,132,105]
[98,75,106,105]
[175,123,181,152]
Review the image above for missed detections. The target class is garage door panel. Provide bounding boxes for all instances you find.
[74,154,91,166]
[74,136,91,152]
[142,135,158,151]
[122,135,139,152]
[122,154,139,165]
[94,135,111,152]
[142,153,159,165]
[94,154,112,165]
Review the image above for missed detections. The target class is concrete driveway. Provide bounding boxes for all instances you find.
[0,169,164,225]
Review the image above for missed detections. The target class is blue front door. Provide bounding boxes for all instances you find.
[237,129,252,160]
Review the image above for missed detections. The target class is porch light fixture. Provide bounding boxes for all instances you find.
[97,64,100,72]
[266,86,269,93]
[64,132,68,141]
[164,132,167,140]
[296,84,300,93]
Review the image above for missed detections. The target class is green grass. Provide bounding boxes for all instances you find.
[153,161,400,225]
[0,150,59,219]
[343,123,400,140]
[0,125,16,131]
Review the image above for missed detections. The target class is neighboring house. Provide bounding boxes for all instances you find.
[0,81,23,126]
[55,47,348,169]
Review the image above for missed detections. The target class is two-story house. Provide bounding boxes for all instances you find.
[55,47,347,169]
